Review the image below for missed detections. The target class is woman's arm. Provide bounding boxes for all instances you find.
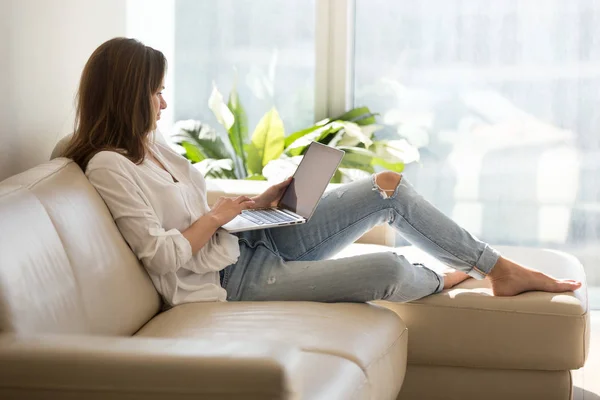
[181,215,221,255]
[87,166,252,276]
[182,196,254,254]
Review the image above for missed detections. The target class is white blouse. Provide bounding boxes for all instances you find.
[86,137,240,307]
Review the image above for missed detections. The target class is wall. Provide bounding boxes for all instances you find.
[0,0,127,181]
[0,0,16,179]
[126,0,175,133]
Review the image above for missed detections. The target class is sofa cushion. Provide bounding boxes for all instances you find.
[295,352,369,400]
[135,302,407,399]
[0,159,160,335]
[0,186,88,334]
[334,244,589,371]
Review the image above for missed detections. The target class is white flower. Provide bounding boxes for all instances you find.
[262,157,302,183]
[377,139,420,164]
[208,83,234,130]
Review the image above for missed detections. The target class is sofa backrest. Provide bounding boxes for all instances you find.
[0,159,160,335]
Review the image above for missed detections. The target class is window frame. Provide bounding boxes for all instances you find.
[314,0,355,121]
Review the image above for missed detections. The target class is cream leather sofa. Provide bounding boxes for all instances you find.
[0,158,590,400]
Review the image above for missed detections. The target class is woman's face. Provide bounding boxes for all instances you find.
[153,80,167,122]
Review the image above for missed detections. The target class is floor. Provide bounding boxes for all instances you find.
[573,310,600,400]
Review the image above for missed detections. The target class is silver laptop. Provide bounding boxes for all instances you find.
[222,142,345,233]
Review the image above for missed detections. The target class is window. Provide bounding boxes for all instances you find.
[354,0,600,306]
[129,0,316,135]
[129,0,600,307]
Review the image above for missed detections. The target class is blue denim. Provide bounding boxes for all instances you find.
[220,175,500,303]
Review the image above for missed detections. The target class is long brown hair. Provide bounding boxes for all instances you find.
[63,37,166,170]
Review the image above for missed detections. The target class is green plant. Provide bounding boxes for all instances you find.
[174,83,418,182]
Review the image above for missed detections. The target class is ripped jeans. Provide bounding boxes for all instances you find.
[220,175,500,303]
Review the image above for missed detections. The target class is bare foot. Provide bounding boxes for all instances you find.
[442,268,471,290]
[488,257,582,296]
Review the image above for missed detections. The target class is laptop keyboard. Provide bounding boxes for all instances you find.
[240,209,299,225]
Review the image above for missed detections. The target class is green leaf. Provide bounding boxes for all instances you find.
[315,124,343,145]
[371,157,405,173]
[286,125,331,156]
[338,146,403,173]
[208,83,234,130]
[330,121,373,148]
[285,124,345,156]
[181,141,205,163]
[338,147,377,172]
[244,143,261,175]
[245,174,267,181]
[174,123,231,161]
[228,76,248,176]
[331,169,343,184]
[284,108,377,156]
[284,118,329,148]
[246,108,285,174]
[331,106,378,126]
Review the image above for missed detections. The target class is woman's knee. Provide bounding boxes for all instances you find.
[371,252,407,283]
[374,171,402,198]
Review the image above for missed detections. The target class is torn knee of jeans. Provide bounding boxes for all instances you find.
[371,174,401,199]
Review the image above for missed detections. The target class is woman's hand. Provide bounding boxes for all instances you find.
[207,196,255,226]
[251,177,293,209]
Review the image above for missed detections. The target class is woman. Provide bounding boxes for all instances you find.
[63,38,581,308]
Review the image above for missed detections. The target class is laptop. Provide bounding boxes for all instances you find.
[222,142,345,233]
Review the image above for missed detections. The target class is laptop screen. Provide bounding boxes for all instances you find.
[278,142,344,219]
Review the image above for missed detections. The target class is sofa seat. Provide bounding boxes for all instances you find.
[136,302,407,400]
[334,243,589,400]
[0,159,408,399]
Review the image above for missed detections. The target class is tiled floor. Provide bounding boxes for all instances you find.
[573,310,600,400]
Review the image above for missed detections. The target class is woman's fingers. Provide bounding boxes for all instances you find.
[240,200,255,210]
[280,176,293,186]
[214,197,254,212]
[233,196,255,211]
[274,176,293,190]
[234,195,253,204]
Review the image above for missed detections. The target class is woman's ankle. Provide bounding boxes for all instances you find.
[488,257,514,280]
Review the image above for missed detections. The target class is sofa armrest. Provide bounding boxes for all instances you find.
[0,334,300,399]
[205,178,396,246]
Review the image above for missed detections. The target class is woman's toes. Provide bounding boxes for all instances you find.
[555,280,582,291]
